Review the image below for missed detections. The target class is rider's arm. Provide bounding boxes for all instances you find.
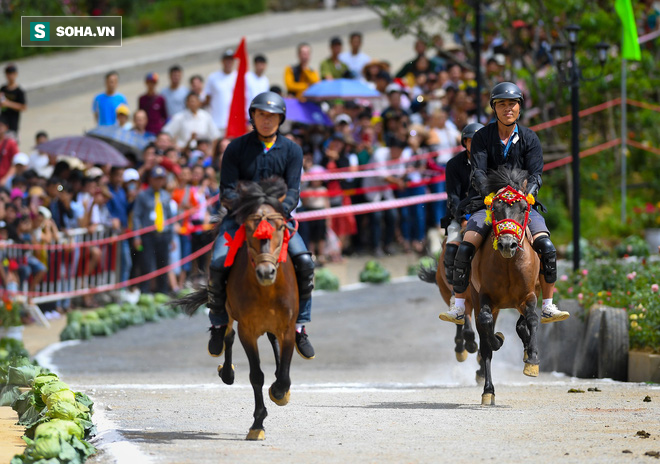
[469,129,490,197]
[445,158,462,219]
[523,128,543,197]
[219,140,241,209]
[281,143,304,216]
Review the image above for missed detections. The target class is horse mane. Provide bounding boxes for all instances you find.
[231,177,288,224]
[486,165,528,193]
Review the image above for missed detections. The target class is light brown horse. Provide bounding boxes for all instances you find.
[470,166,541,405]
[175,178,298,440]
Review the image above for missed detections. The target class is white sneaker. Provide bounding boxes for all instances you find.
[541,303,570,323]
[439,304,466,325]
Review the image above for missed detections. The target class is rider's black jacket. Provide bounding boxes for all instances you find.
[465,121,544,214]
[220,131,303,217]
[445,149,472,223]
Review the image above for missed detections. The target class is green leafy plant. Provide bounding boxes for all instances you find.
[359,260,391,284]
[314,268,340,291]
[555,259,660,353]
[1,297,24,328]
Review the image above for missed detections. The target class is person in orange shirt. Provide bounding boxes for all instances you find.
[284,42,320,99]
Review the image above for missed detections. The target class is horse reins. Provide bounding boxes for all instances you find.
[245,212,292,268]
[485,185,535,250]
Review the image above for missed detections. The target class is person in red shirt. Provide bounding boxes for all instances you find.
[0,116,19,187]
[138,72,168,135]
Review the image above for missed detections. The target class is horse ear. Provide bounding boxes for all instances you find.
[522,179,528,193]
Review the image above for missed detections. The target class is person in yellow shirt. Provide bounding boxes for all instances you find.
[284,42,320,99]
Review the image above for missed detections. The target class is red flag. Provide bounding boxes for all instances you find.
[225,37,248,139]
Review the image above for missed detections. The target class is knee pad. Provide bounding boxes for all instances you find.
[292,252,315,300]
[532,236,557,283]
[452,242,476,294]
[443,243,459,284]
[207,267,230,314]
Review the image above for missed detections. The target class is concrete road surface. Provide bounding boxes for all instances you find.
[42,280,660,464]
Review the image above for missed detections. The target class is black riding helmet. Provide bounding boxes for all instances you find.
[489,82,524,109]
[249,91,286,124]
[461,122,485,148]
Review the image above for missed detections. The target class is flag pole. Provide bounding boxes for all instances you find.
[621,55,627,224]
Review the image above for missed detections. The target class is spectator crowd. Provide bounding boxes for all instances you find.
[0,26,550,310]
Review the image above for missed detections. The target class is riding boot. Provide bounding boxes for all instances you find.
[443,243,459,286]
[452,242,476,294]
[207,267,231,357]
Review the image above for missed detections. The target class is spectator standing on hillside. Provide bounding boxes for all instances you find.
[93,71,127,126]
[139,72,168,135]
[189,75,205,102]
[115,104,132,130]
[396,39,428,78]
[204,50,237,137]
[0,116,18,187]
[161,65,188,118]
[284,43,320,99]
[320,36,349,80]
[339,32,371,78]
[163,92,219,150]
[246,55,270,104]
[1,64,27,139]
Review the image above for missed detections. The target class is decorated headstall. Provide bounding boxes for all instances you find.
[484,185,535,250]
[223,212,297,267]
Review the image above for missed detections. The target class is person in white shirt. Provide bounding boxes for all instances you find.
[246,55,270,104]
[161,65,189,118]
[338,32,371,79]
[162,92,220,149]
[203,49,237,136]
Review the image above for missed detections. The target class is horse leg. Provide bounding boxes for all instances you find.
[267,332,281,375]
[454,324,467,362]
[269,326,295,406]
[522,297,540,377]
[476,296,503,406]
[515,314,530,363]
[238,330,267,441]
[218,322,236,385]
[463,310,478,354]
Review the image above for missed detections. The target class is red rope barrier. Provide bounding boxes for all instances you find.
[543,138,621,171]
[627,139,660,156]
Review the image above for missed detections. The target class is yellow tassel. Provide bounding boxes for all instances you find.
[492,238,498,250]
[526,194,535,205]
[484,193,495,206]
[484,209,492,225]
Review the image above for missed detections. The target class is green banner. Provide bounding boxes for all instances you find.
[615,0,641,61]
[21,16,122,47]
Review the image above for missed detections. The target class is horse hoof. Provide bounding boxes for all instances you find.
[475,373,485,385]
[269,386,290,406]
[455,350,468,362]
[523,350,529,363]
[481,393,495,406]
[246,429,265,441]
[495,332,505,343]
[465,341,478,354]
[523,363,539,377]
[217,364,235,385]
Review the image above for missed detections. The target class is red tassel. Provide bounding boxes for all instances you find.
[278,229,290,263]
[253,220,275,239]
[223,225,246,267]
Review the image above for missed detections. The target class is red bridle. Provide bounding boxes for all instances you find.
[487,186,532,249]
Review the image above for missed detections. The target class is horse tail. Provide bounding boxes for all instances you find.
[418,261,438,284]
[170,287,209,316]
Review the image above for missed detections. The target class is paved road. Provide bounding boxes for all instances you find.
[44,280,660,464]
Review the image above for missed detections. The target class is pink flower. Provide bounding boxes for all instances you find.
[577,293,584,300]
[553,288,559,293]
[652,284,659,293]
[627,273,635,280]
[560,275,568,281]
[567,287,573,294]
[582,269,588,276]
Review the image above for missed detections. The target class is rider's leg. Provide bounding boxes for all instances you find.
[207,217,240,356]
[443,219,462,284]
[532,230,569,323]
[288,231,316,359]
[440,210,489,325]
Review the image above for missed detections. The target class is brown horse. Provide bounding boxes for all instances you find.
[470,166,541,405]
[175,178,298,440]
[419,238,478,363]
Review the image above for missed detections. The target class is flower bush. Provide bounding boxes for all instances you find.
[556,259,660,353]
[0,296,23,328]
[632,202,660,230]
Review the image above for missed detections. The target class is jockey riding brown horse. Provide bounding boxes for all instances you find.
[174,177,298,440]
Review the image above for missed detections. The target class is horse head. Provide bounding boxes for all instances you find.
[234,177,290,287]
[485,166,534,259]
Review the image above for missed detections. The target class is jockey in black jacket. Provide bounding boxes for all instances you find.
[207,91,315,360]
[441,122,484,285]
[439,82,569,325]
